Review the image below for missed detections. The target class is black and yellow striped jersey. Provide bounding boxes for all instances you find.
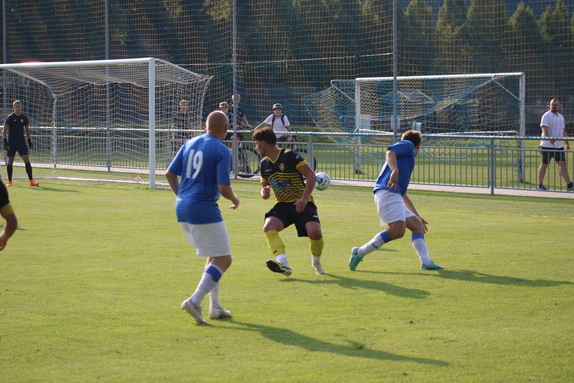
[0,181,14,217]
[260,148,313,204]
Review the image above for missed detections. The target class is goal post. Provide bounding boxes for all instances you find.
[353,72,525,137]
[303,72,526,174]
[0,58,212,188]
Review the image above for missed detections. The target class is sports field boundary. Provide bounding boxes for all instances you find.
[331,178,574,199]
[11,161,573,199]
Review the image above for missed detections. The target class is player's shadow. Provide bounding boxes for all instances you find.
[281,274,430,299]
[27,185,80,193]
[225,321,448,366]
[378,269,573,288]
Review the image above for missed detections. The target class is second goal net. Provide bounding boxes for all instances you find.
[303,72,525,162]
[1,58,212,188]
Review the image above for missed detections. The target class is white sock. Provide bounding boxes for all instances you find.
[191,264,224,306]
[359,230,392,257]
[190,288,207,307]
[412,234,431,265]
[276,254,289,267]
[209,283,221,310]
[312,255,321,264]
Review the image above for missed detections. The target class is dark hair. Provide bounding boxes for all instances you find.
[401,130,422,147]
[252,127,277,145]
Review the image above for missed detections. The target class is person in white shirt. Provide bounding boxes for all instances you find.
[537,98,572,191]
[256,103,293,144]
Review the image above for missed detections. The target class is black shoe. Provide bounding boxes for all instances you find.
[567,182,573,192]
[536,184,547,190]
[266,260,292,276]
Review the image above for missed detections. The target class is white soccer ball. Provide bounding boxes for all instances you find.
[314,172,331,191]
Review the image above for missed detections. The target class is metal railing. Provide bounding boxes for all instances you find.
[24,127,573,193]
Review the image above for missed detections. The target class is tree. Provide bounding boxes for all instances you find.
[361,0,395,77]
[538,0,574,99]
[508,2,551,102]
[461,0,510,72]
[402,0,436,75]
[436,0,469,73]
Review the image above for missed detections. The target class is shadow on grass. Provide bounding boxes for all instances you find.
[375,269,573,287]
[24,185,81,193]
[280,274,430,299]
[226,321,448,366]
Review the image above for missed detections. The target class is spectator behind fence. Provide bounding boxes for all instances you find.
[256,103,293,143]
[229,94,251,129]
[537,98,572,191]
[172,100,193,156]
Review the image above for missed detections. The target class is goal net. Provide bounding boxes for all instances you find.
[303,73,525,163]
[0,58,212,188]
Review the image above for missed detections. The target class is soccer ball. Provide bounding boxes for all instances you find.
[314,172,331,191]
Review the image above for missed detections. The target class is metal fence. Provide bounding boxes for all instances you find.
[23,127,573,193]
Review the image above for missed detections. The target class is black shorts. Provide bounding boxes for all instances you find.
[265,202,320,237]
[540,147,566,164]
[276,135,293,143]
[6,141,29,157]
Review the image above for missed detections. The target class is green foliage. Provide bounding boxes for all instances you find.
[509,2,545,52]
[1,180,573,381]
[204,0,233,21]
[436,0,469,72]
[5,0,574,125]
[403,0,436,74]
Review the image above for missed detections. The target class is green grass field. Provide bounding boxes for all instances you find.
[1,179,573,382]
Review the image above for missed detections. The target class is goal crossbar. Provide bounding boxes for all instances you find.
[1,58,212,188]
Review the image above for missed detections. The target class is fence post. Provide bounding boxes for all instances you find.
[307,135,314,170]
[106,128,112,171]
[489,138,496,195]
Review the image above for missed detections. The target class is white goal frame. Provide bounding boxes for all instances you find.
[0,58,211,189]
[354,72,526,137]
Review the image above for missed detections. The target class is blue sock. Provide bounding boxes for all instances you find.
[192,264,224,305]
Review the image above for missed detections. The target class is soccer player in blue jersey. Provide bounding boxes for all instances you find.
[3,100,39,187]
[165,110,240,324]
[349,130,443,271]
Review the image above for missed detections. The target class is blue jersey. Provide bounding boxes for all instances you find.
[374,140,416,196]
[168,133,231,224]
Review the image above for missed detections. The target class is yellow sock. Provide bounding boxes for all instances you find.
[265,230,285,257]
[310,238,324,257]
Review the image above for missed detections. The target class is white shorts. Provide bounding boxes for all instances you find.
[179,221,231,257]
[373,189,415,225]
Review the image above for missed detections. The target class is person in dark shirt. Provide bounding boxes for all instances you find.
[171,100,193,156]
[3,100,39,187]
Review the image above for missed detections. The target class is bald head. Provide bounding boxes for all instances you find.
[206,110,229,139]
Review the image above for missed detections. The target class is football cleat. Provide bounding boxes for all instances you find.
[209,306,232,320]
[266,259,292,277]
[30,180,39,187]
[421,261,444,270]
[181,299,207,324]
[312,262,325,275]
[6,181,12,187]
[349,247,362,271]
